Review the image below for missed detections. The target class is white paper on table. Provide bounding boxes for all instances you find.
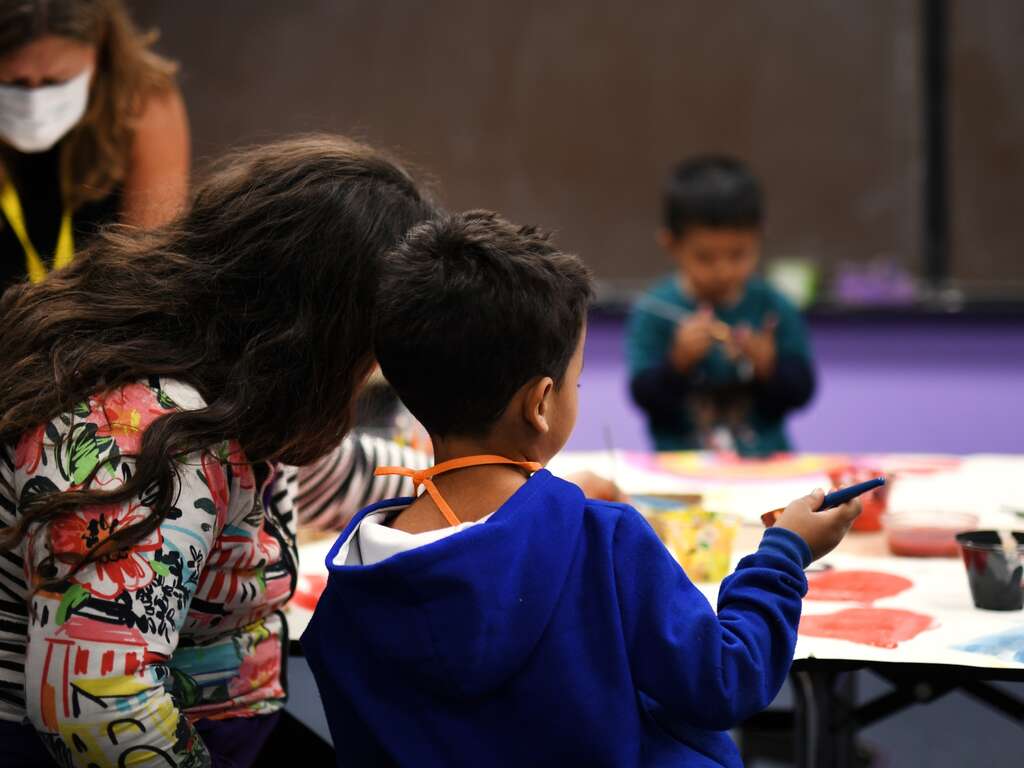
[547,450,832,524]
[698,553,1024,670]
[550,451,1024,529]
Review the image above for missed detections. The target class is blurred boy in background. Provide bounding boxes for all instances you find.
[627,156,815,455]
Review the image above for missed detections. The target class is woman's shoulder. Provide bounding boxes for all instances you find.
[151,377,206,412]
[119,82,190,228]
[129,82,187,146]
[73,377,205,446]
[9,378,217,484]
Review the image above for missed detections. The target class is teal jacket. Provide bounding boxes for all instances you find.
[626,276,814,455]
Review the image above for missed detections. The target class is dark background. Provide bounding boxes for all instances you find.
[131,1,1024,306]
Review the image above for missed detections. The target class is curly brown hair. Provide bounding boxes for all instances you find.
[0,0,177,211]
[0,133,434,584]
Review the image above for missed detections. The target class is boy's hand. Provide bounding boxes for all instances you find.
[774,489,861,562]
[567,471,627,502]
[734,314,778,379]
[670,306,718,372]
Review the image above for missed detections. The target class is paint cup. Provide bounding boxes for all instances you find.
[883,511,978,557]
[956,531,1024,611]
[829,466,890,531]
[641,505,738,583]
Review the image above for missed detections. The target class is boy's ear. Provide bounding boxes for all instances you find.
[522,376,556,434]
[656,227,676,251]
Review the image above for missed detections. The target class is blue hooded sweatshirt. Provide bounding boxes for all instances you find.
[302,470,810,767]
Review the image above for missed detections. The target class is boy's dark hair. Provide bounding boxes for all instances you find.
[663,155,762,238]
[375,210,594,437]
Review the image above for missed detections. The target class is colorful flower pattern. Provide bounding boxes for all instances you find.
[8,379,297,767]
[47,501,163,598]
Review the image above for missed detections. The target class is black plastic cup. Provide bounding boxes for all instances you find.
[956,531,1024,611]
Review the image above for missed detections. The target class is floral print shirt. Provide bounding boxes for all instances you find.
[0,379,298,767]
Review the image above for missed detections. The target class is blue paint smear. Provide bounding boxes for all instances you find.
[957,627,1024,664]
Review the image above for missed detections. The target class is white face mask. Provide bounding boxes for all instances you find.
[0,67,92,153]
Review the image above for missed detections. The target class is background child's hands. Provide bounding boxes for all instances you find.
[567,471,627,502]
[670,306,722,372]
[774,489,861,562]
[733,314,778,379]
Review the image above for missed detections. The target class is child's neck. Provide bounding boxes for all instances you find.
[388,437,540,534]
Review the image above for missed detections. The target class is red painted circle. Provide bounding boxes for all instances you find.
[800,608,935,648]
[806,570,913,603]
[292,573,328,611]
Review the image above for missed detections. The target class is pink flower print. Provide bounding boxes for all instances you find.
[14,423,46,473]
[226,442,256,490]
[85,383,167,455]
[228,635,281,699]
[255,526,281,567]
[48,502,163,599]
[202,452,230,535]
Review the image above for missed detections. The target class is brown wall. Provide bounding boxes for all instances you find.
[131,1,1021,299]
[950,0,1024,297]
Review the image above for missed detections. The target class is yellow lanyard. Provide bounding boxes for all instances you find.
[0,181,74,283]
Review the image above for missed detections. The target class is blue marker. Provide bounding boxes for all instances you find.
[819,477,886,511]
[761,476,887,527]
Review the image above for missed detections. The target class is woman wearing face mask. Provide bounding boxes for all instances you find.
[0,0,188,295]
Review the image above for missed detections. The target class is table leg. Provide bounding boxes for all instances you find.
[793,667,858,768]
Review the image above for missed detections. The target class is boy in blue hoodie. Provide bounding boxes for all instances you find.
[302,210,860,767]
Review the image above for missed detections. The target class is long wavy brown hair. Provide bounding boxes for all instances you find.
[0,134,434,583]
[0,0,176,211]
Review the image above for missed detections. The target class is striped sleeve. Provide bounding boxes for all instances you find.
[0,447,28,715]
[293,432,430,531]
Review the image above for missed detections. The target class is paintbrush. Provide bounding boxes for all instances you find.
[999,530,1021,568]
[634,294,732,342]
[761,477,887,527]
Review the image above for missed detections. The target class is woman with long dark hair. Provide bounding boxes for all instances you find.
[0,134,433,767]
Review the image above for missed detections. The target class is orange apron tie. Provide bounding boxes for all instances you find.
[375,454,542,527]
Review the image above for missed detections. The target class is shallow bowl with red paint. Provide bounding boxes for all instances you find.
[883,511,978,557]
